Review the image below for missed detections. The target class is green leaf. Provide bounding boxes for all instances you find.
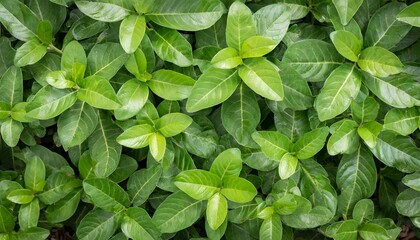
[128,165,162,206]
[351,96,379,123]
[117,124,155,148]
[330,30,362,62]
[7,189,34,204]
[77,76,121,110]
[206,192,228,230]
[315,64,362,121]
[364,2,411,49]
[83,178,130,212]
[45,189,82,223]
[336,146,377,217]
[325,220,359,240]
[221,84,260,146]
[46,71,75,89]
[86,43,129,80]
[74,0,131,22]
[119,15,146,54]
[155,113,193,137]
[146,0,225,31]
[292,127,329,159]
[57,101,98,150]
[332,0,363,25]
[254,3,291,44]
[89,112,122,177]
[226,1,257,51]
[152,191,204,233]
[38,172,76,205]
[0,205,14,233]
[148,132,166,161]
[273,194,298,215]
[278,153,298,180]
[211,47,242,69]
[61,40,87,73]
[18,198,39,230]
[252,131,291,161]
[76,209,120,240]
[238,58,283,101]
[282,39,344,82]
[327,119,359,156]
[357,121,382,148]
[221,176,257,203]
[0,65,23,107]
[397,2,420,27]
[210,148,242,179]
[0,0,39,41]
[357,47,403,77]
[259,214,282,240]
[383,108,419,136]
[24,156,46,192]
[148,25,193,67]
[26,86,77,120]
[359,223,391,240]
[275,65,313,111]
[29,0,66,34]
[148,70,195,100]
[109,155,138,183]
[14,39,47,67]
[0,118,23,147]
[72,16,107,40]
[114,80,148,120]
[402,172,420,191]
[186,68,240,112]
[353,199,374,224]
[240,36,277,58]
[37,20,52,45]
[124,48,148,79]
[0,102,10,120]
[121,207,160,240]
[369,131,420,173]
[175,169,221,200]
[396,188,420,217]
[362,73,420,108]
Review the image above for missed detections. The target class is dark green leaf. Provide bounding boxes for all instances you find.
[254,3,291,44]
[128,165,162,206]
[24,156,46,192]
[45,189,82,223]
[76,209,120,240]
[259,214,282,240]
[18,198,39,230]
[86,43,129,80]
[0,205,14,233]
[121,207,161,240]
[0,0,39,41]
[83,178,130,212]
[351,96,379,123]
[332,0,363,25]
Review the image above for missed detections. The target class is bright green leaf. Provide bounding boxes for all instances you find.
[292,127,329,159]
[114,80,148,120]
[0,118,23,147]
[327,119,359,156]
[76,209,120,240]
[116,124,155,149]
[121,207,161,240]
[127,165,162,206]
[226,1,257,51]
[77,76,121,110]
[357,47,403,77]
[83,178,130,212]
[397,2,420,27]
[252,131,291,161]
[254,3,291,44]
[259,214,282,240]
[240,36,277,58]
[330,30,362,62]
[7,189,34,204]
[383,107,420,136]
[148,70,195,100]
[221,176,257,203]
[119,15,146,54]
[332,0,363,25]
[175,169,221,200]
[211,47,242,69]
[14,39,47,67]
[148,132,166,161]
[74,0,131,22]
[206,192,228,230]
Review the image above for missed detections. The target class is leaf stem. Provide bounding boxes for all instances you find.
[48,44,63,54]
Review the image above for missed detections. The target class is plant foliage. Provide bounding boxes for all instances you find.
[0,0,419,239]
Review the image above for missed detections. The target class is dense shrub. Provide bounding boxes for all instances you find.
[0,0,419,239]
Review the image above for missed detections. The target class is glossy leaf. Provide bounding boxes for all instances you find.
[155,113,193,137]
[211,47,242,69]
[77,76,121,110]
[24,156,46,192]
[325,220,359,240]
[121,207,160,240]
[119,15,146,54]
[74,0,131,22]
[0,205,14,233]
[116,124,155,149]
[402,172,420,192]
[396,188,420,217]
[282,39,344,82]
[357,121,383,148]
[351,96,379,123]
[76,209,120,240]
[397,2,420,27]
[14,39,47,67]
[114,80,148,120]
[259,214,282,240]
[175,169,221,200]
[148,132,166,161]
[357,47,403,77]
[152,191,204,233]
[148,25,193,67]
[336,146,377,217]
[210,148,242,179]
[0,0,39,41]
[0,66,23,106]
[254,3,291,44]
[292,127,329,159]
[364,2,411,49]
[315,64,362,121]
[327,119,359,156]
[83,178,130,212]
[226,1,256,51]
[252,131,292,161]
[146,0,225,31]
[45,189,82,223]
[240,36,276,58]
[221,176,257,203]
[86,43,128,80]
[186,68,240,112]
[330,30,362,62]
[206,192,228,230]
[18,198,39,230]
[57,101,98,150]
[26,86,77,120]
[0,118,23,147]
[148,70,195,100]
[7,189,34,204]
[332,0,363,25]
[128,165,162,206]
[221,84,260,146]
[238,58,283,101]
[278,153,298,180]
[383,107,420,136]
